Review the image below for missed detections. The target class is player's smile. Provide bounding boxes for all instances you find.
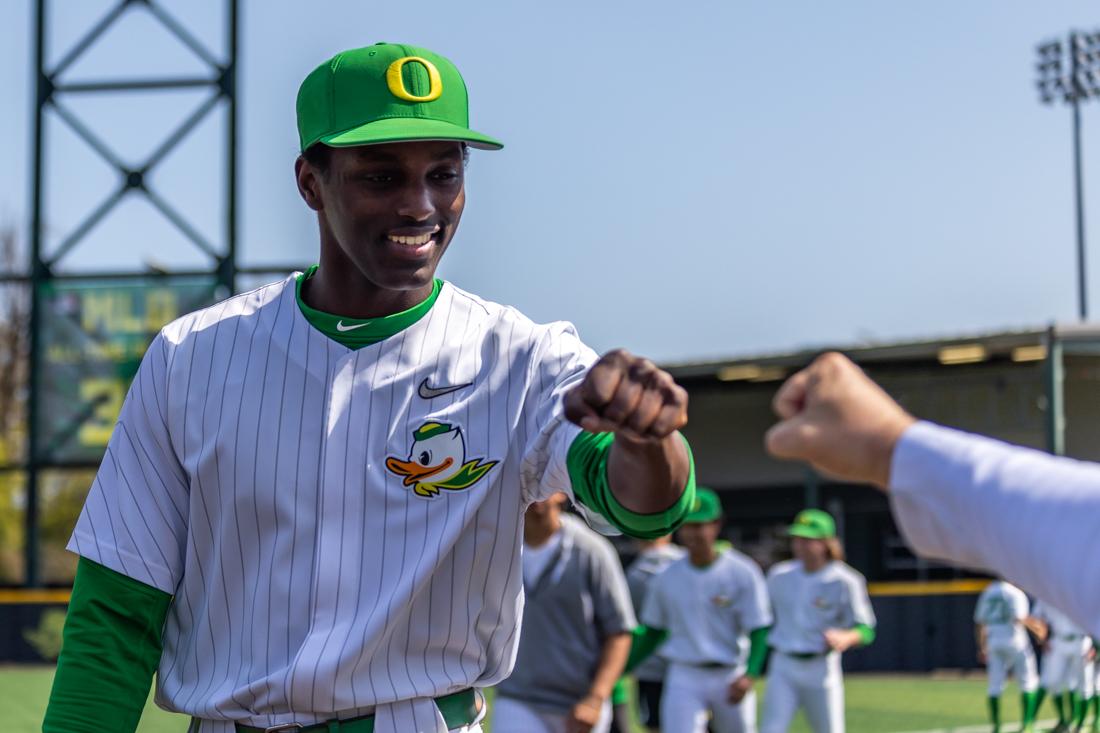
[384,224,442,262]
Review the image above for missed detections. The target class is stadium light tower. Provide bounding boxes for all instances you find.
[1036,30,1100,321]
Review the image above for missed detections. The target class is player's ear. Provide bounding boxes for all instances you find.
[295,155,324,212]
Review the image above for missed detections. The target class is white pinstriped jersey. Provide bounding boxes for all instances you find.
[67,275,602,731]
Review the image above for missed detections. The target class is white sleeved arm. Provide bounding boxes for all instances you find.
[1014,589,1031,621]
[519,321,596,506]
[640,577,669,630]
[66,333,189,593]
[973,590,988,625]
[889,420,1100,637]
[736,560,774,632]
[843,571,876,629]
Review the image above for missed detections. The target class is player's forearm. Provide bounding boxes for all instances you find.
[825,627,865,653]
[588,632,632,702]
[43,558,171,732]
[890,423,1100,639]
[607,432,690,514]
[1023,616,1046,640]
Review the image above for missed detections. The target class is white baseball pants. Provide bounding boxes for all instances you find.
[1081,657,1098,698]
[987,643,1038,696]
[660,663,757,733]
[760,652,844,733]
[1041,638,1091,694]
[489,695,611,733]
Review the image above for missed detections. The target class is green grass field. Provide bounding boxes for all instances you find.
[0,666,1056,732]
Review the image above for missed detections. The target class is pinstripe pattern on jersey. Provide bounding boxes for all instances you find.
[68,276,597,729]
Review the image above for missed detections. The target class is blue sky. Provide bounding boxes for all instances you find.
[3,0,1100,363]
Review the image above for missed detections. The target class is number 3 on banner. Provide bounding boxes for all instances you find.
[77,378,126,448]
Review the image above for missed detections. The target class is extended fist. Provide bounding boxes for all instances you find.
[765,352,915,489]
[564,349,688,441]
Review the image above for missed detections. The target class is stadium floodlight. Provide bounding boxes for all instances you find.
[1036,30,1100,320]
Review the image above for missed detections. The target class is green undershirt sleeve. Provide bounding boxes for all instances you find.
[624,624,669,674]
[43,557,173,733]
[854,622,876,646]
[566,432,696,539]
[746,626,771,677]
[610,677,630,705]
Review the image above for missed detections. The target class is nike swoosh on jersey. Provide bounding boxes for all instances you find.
[335,320,371,332]
[418,378,472,399]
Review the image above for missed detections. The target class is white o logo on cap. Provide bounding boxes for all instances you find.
[386,57,443,102]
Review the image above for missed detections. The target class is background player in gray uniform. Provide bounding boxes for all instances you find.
[974,580,1040,733]
[42,42,696,733]
[1032,599,1092,732]
[641,488,772,733]
[761,509,875,733]
[619,532,685,733]
[492,493,635,733]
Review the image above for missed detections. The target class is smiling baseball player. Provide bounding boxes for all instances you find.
[43,43,695,733]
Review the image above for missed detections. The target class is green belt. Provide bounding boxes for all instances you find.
[229,688,479,732]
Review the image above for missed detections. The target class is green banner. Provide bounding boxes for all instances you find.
[38,278,220,463]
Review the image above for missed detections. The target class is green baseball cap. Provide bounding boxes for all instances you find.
[684,488,723,524]
[296,42,503,153]
[787,509,836,540]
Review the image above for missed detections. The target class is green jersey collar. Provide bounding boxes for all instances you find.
[295,265,443,349]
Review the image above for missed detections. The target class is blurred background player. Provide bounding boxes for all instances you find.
[1031,599,1092,732]
[974,579,1040,733]
[1087,640,1100,733]
[639,488,772,733]
[760,509,876,733]
[611,533,686,733]
[492,493,635,733]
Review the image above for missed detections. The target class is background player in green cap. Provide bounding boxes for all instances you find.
[760,509,876,733]
[43,42,695,733]
[639,488,772,732]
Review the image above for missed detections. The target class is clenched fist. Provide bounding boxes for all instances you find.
[765,352,915,489]
[564,349,688,441]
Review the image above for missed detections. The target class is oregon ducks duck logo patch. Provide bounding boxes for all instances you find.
[385,421,498,498]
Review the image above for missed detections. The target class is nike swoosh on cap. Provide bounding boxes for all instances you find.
[418,378,472,400]
[336,320,370,332]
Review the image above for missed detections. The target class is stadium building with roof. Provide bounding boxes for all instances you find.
[660,323,1100,672]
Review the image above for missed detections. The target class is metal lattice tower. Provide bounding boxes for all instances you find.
[18,0,239,586]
